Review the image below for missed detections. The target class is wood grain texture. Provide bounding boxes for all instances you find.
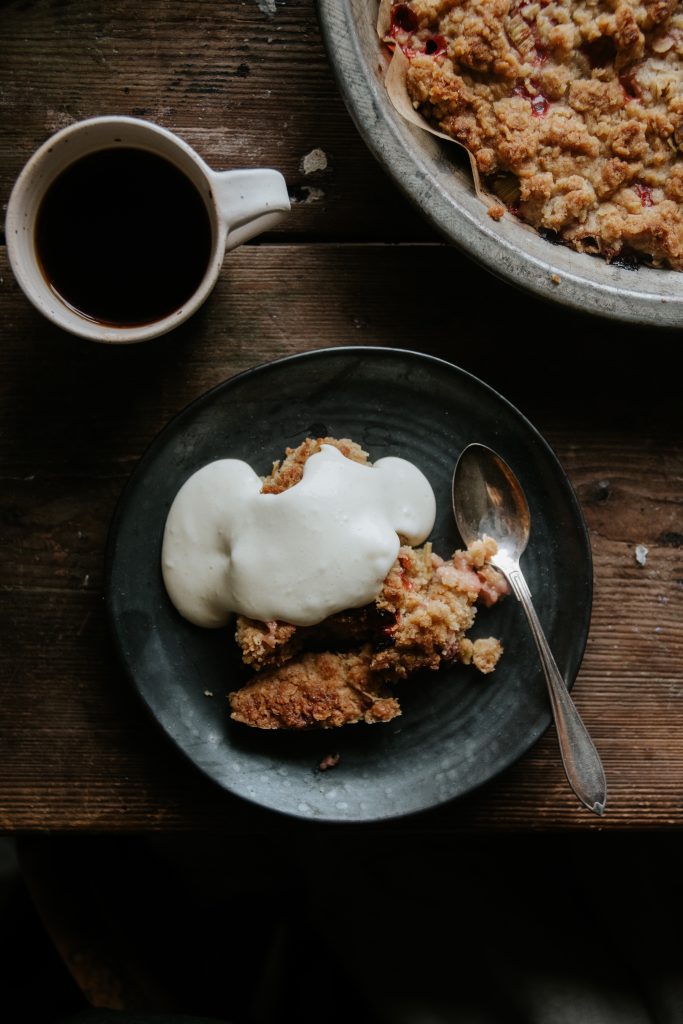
[0,0,434,242]
[1,242,682,832]
[2,0,683,832]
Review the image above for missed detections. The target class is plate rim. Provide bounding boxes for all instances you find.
[104,345,594,822]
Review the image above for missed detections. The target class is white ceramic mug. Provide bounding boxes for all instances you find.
[5,116,291,343]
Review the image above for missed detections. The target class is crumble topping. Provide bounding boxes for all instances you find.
[261,436,369,493]
[228,437,508,730]
[229,647,402,730]
[387,0,683,267]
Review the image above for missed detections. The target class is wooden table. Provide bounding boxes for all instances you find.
[2,0,682,834]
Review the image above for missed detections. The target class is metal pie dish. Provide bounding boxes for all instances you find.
[317,0,683,327]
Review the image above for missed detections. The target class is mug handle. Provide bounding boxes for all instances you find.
[211,168,290,251]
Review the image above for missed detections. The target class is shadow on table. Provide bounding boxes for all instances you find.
[3,833,683,1024]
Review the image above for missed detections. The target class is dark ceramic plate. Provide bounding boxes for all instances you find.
[105,347,592,822]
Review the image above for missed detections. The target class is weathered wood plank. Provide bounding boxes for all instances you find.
[1,243,682,830]
[0,0,434,242]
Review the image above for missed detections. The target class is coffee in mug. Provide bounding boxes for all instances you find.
[6,116,291,343]
[35,147,213,327]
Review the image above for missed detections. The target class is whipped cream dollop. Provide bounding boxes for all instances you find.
[161,444,436,628]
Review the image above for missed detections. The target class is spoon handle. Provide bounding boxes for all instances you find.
[506,567,607,816]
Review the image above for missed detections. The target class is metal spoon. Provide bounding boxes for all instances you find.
[452,443,607,816]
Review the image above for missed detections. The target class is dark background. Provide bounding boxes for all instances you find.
[2,833,682,1023]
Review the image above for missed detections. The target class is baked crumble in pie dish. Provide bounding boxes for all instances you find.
[383,0,683,269]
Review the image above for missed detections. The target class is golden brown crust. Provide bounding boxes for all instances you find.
[231,538,507,727]
[391,0,683,267]
[372,539,507,678]
[235,539,508,677]
[229,437,508,730]
[228,647,401,729]
[261,436,369,494]
[459,636,505,673]
[236,607,376,671]
[235,618,304,671]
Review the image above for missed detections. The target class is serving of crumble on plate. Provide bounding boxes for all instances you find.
[106,347,592,822]
[229,436,508,731]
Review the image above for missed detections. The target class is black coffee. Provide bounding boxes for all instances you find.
[35,147,213,327]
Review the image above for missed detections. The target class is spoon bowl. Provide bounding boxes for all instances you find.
[451,443,531,568]
[452,443,607,816]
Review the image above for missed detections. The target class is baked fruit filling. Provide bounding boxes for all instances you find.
[228,437,508,730]
[387,0,683,268]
